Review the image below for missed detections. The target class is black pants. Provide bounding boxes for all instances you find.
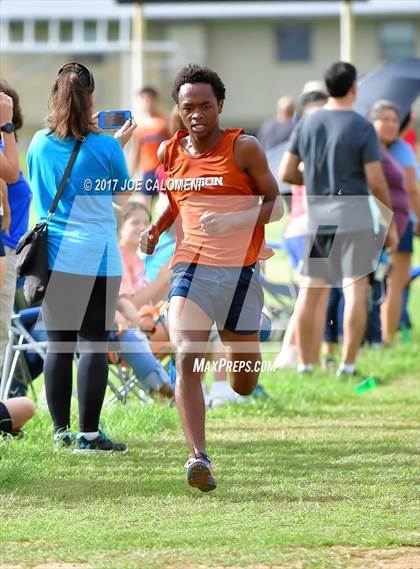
[42,271,120,432]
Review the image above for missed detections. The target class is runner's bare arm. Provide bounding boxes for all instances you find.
[279,151,303,186]
[200,136,283,236]
[155,140,175,233]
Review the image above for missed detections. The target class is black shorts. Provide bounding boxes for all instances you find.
[302,230,379,284]
[42,272,121,337]
[0,401,12,434]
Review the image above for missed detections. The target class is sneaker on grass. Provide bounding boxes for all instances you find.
[336,364,359,378]
[335,364,361,379]
[207,380,245,409]
[54,430,76,450]
[73,430,127,454]
[185,453,217,493]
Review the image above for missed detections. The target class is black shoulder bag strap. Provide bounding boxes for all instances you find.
[15,138,84,256]
[46,138,83,224]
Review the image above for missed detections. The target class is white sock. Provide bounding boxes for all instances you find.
[209,380,232,397]
[339,363,356,374]
[80,431,99,440]
[297,363,314,373]
[274,346,298,369]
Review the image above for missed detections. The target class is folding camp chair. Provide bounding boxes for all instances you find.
[106,301,175,405]
[0,307,46,400]
[106,351,153,405]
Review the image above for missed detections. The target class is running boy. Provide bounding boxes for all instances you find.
[140,64,282,492]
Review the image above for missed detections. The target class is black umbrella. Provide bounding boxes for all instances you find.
[355,57,420,120]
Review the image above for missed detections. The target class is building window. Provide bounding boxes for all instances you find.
[276,23,311,61]
[84,20,97,42]
[34,20,49,43]
[60,21,73,42]
[379,22,416,60]
[107,20,120,42]
[9,20,24,43]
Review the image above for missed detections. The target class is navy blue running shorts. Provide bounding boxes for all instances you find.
[169,262,264,335]
[398,220,413,254]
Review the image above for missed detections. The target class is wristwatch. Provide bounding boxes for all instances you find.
[0,122,15,134]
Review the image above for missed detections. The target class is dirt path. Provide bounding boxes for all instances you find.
[1,546,418,569]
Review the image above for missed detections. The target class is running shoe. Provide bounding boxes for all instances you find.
[336,365,359,378]
[321,357,336,371]
[297,363,314,374]
[73,430,127,454]
[273,346,298,370]
[185,453,217,493]
[54,430,76,450]
[207,381,244,409]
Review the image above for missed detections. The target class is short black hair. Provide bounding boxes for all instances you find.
[324,62,357,98]
[138,86,158,98]
[296,90,328,119]
[171,64,226,104]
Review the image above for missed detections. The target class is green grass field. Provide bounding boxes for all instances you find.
[1,281,419,569]
[5,154,420,568]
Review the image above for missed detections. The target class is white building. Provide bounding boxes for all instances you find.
[1,0,419,140]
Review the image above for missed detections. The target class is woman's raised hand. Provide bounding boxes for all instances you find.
[114,119,137,148]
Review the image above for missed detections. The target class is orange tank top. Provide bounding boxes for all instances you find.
[163,128,274,268]
[135,116,168,173]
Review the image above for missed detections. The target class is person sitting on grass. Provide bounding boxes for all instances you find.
[0,397,35,437]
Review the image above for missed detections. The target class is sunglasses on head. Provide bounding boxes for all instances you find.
[58,62,95,93]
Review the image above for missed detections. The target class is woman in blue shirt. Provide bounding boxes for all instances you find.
[28,62,136,452]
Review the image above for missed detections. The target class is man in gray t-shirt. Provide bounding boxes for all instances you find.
[288,108,383,236]
[288,108,380,197]
[280,61,398,377]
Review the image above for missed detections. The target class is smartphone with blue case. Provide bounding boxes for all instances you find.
[98,110,132,129]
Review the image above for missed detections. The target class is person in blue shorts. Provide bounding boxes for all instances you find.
[140,65,282,492]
